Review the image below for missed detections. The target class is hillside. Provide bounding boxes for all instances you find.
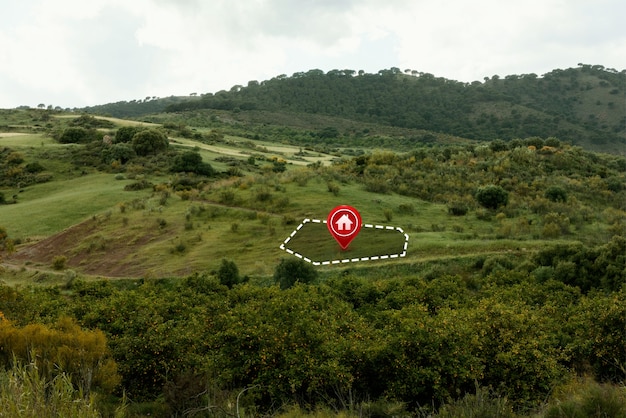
[150,64,625,154]
[1,110,624,279]
[0,96,625,416]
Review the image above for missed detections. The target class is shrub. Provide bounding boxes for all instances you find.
[273,258,318,289]
[24,161,45,173]
[101,143,136,164]
[52,255,67,270]
[327,181,340,196]
[58,127,97,144]
[383,208,393,222]
[545,185,568,202]
[543,379,626,418]
[131,129,169,156]
[398,203,415,214]
[115,126,142,143]
[171,151,214,176]
[217,259,241,289]
[123,179,153,191]
[489,139,509,152]
[475,185,509,209]
[448,201,469,216]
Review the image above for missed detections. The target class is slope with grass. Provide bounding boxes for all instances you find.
[2,112,624,280]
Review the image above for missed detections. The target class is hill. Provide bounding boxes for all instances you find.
[153,64,625,154]
[80,94,200,119]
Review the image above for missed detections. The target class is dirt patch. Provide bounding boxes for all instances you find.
[6,218,163,278]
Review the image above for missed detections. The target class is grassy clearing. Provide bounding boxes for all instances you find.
[0,133,58,147]
[284,221,407,263]
[0,173,152,238]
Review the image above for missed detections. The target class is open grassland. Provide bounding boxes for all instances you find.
[0,173,153,238]
[0,133,58,147]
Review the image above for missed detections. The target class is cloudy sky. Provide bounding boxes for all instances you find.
[1,0,624,109]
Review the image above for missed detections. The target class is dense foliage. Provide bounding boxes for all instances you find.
[0,249,624,415]
[164,65,625,152]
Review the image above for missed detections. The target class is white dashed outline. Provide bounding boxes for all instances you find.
[279,218,409,266]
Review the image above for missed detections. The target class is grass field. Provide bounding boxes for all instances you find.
[0,173,152,238]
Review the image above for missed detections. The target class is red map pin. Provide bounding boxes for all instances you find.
[327,205,362,250]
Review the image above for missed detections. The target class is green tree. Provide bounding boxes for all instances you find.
[115,126,142,143]
[101,143,136,164]
[171,150,214,175]
[273,258,318,289]
[131,129,168,156]
[58,127,96,144]
[475,185,509,209]
[217,259,241,289]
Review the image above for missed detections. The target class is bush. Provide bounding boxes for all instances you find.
[115,126,142,143]
[545,185,568,202]
[448,201,469,216]
[58,127,97,144]
[171,151,214,176]
[217,259,241,289]
[52,255,67,270]
[273,258,318,289]
[543,379,626,418]
[101,143,136,164]
[123,179,153,191]
[475,185,509,209]
[24,161,46,173]
[436,385,515,418]
[131,129,168,156]
[327,181,340,196]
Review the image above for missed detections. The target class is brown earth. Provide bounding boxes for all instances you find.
[6,217,162,278]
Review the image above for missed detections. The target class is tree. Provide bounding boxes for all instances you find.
[101,143,136,164]
[115,126,142,143]
[475,185,509,209]
[58,127,96,144]
[171,150,214,175]
[131,129,168,156]
[217,259,241,289]
[273,258,318,289]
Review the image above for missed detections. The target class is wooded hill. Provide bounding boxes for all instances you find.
[148,64,625,154]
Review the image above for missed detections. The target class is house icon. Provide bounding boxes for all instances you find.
[335,214,354,231]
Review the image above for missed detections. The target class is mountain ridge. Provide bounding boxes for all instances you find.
[81,64,625,154]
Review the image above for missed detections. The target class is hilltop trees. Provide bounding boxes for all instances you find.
[162,66,625,151]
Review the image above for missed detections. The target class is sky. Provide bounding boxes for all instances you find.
[1,0,625,109]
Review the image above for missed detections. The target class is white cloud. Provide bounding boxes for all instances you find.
[0,0,624,108]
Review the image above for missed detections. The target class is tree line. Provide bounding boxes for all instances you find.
[163,65,625,151]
